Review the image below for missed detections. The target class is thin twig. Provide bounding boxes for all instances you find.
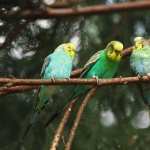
[0,85,38,95]
[50,98,77,150]
[71,68,84,77]
[1,1,150,20]
[122,47,132,57]
[65,87,97,150]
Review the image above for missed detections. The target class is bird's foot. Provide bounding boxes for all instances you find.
[8,75,16,79]
[65,77,70,81]
[93,76,101,85]
[137,74,143,80]
[51,77,56,83]
[147,73,150,77]
[146,73,150,80]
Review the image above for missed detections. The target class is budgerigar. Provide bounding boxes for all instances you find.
[22,43,77,139]
[130,36,150,106]
[45,41,124,126]
[36,43,76,112]
[70,40,124,99]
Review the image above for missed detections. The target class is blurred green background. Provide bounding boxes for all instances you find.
[0,0,150,150]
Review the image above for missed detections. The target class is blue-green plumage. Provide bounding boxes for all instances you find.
[36,48,74,112]
[41,50,73,79]
[130,37,150,106]
[21,43,76,141]
[130,45,150,76]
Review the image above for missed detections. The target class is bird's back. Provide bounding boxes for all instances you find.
[44,51,73,79]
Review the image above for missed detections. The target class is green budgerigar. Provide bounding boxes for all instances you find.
[45,41,124,126]
[22,43,77,139]
[130,36,150,106]
[70,40,124,99]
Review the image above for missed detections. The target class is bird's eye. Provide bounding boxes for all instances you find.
[115,50,120,54]
[68,46,72,51]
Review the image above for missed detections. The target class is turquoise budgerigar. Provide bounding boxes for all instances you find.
[45,41,124,126]
[36,42,76,112]
[130,36,150,106]
[22,43,77,139]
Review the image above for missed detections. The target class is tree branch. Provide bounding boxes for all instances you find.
[50,98,77,150]
[1,75,150,95]
[65,87,97,150]
[0,85,38,95]
[71,68,84,77]
[1,1,150,20]
[1,75,150,86]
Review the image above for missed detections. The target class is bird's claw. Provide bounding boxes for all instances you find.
[146,73,150,79]
[137,74,143,80]
[51,77,55,83]
[147,73,150,76]
[93,76,101,85]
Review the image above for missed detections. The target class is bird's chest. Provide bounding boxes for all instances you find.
[45,55,72,78]
[86,59,119,78]
[131,52,150,75]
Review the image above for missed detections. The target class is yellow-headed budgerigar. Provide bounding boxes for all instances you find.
[22,43,77,139]
[68,40,124,99]
[130,36,150,106]
[36,43,76,112]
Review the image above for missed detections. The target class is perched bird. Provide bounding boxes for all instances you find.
[130,36,150,106]
[45,40,124,126]
[22,43,77,139]
[36,42,76,112]
[70,40,124,98]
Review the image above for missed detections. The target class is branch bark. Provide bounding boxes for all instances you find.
[50,98,77,150]
[65,87,97,150]
[0,85,38,95]
[1,1,150,20]
[1,75,150,87]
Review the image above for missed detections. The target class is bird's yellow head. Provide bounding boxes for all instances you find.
[63,43,76,59]
[134,36,144,50]
[106,41,124,61]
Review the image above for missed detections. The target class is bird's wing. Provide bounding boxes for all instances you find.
[84,50,101,68]
[40,55,51,77]
[81,50,102,77]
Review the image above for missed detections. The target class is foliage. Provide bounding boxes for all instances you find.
[0,0,150,150]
